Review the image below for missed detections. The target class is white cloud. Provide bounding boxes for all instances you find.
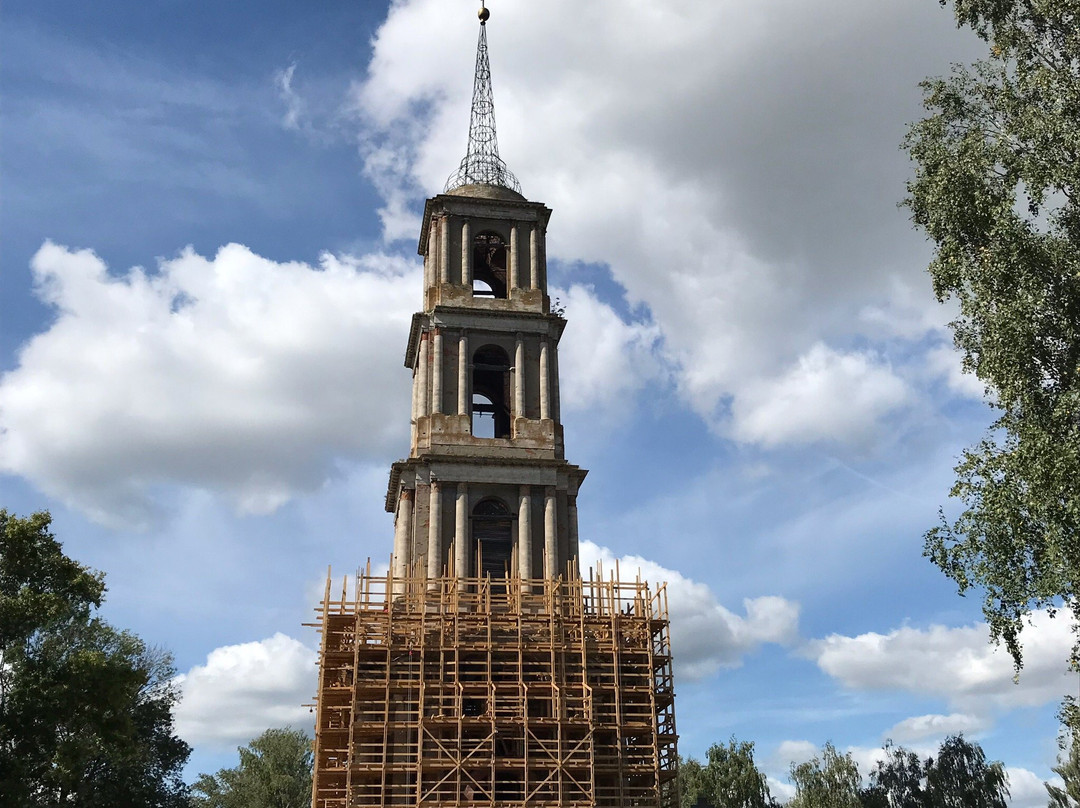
[555,283,662,417]
[0,241,415,526]
[885,712,989,744]
[275,63,304,131]
[768,741,895,784]
[770,739,820,770]
[1009,767,1054,808]
[857,276,955,341]
[926,342,988,400]
[768,777,796,804]
[853,746,891,780]
[580,540,800,679]
[730,343,910,448]
[0,240,669,526]
[174,633,316,748]
[808,608,1076,713]
[350,0,980,449]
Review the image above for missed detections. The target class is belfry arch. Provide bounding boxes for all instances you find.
[471,497,513,581]
[472,231,507,298]
[472,344,511,438]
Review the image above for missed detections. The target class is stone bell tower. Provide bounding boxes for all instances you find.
[386,2,585,589]
[310,7,678,807]
[387,172,586,588]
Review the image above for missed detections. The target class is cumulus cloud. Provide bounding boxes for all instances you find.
[0,240,668,526]
[730,343,910,448]
[768,778,796,804]
[769,740,906,783]
[857,276,957,341]
[885,712,989,744]
[770,739,821,770]
[349,0,981,448]
[0,241,416,526]
[580,540,800,679]
[807,608,1076,713]
[174,633,316,748]
[926,342,987,400]
[555,283,662,417]
[1008,767,1055,808]
[768,741,892,786]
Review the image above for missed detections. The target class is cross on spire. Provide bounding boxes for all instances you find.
[444,3,521,194]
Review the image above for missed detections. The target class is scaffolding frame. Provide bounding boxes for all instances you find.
[309,561,678,808]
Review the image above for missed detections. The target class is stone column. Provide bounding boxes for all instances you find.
[567,494,579,568]
[457,332,469,416]
[530,224,540,290]
[518,486,532,581]
[544,487,557,579]
[393,489,414,592]
[461,219,472,286]
[514,333,525,422]
[455,483,469,579]
[431,329,443,415]
[424,223,435,289]
[418,332,430,417]
[539,338,551,420]
[510,223,520,289]
[410,363,419,448]
[439,215,450,284]
[427,481,443,581]
[411,490,422,561]
[551,343,561,423]
[540,227,547,290]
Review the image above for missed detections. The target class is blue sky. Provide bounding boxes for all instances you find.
[1,1,1074,803]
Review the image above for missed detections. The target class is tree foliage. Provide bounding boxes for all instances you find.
[679,738,778,808]
[0,509,190,807]
[1048,732,1080,808]
[192,727,314,808]
[903,0,1080,720]
[927,734,1009,807]
[861,735,1009,808]
[789,742,862,808]
[680,756,709,808]
[781,736,1009,808]
[860,742,926,808]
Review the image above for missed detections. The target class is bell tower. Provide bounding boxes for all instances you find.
[388,175,585,588]
[387,7,585,590]
[311,7,678,807]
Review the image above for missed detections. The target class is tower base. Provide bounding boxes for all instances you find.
[310,566,678,808]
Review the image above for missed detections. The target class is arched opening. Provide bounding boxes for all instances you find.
[472,232,507,298]
[472,393,497,438]
[472,498,513,583]
[472,345,511,438]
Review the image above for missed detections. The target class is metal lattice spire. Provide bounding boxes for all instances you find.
[444,3,521,194]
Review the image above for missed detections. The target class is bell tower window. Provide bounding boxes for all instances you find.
[471,498,513,583]
[472,232,507,298]
[472,345,511,438]
[472,393,497,438]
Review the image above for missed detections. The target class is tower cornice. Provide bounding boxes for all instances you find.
[404,308,566,369]
[418,193,551,257]
[386,456,587,513]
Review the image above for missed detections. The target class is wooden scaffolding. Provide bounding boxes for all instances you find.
[310,563,678,808]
